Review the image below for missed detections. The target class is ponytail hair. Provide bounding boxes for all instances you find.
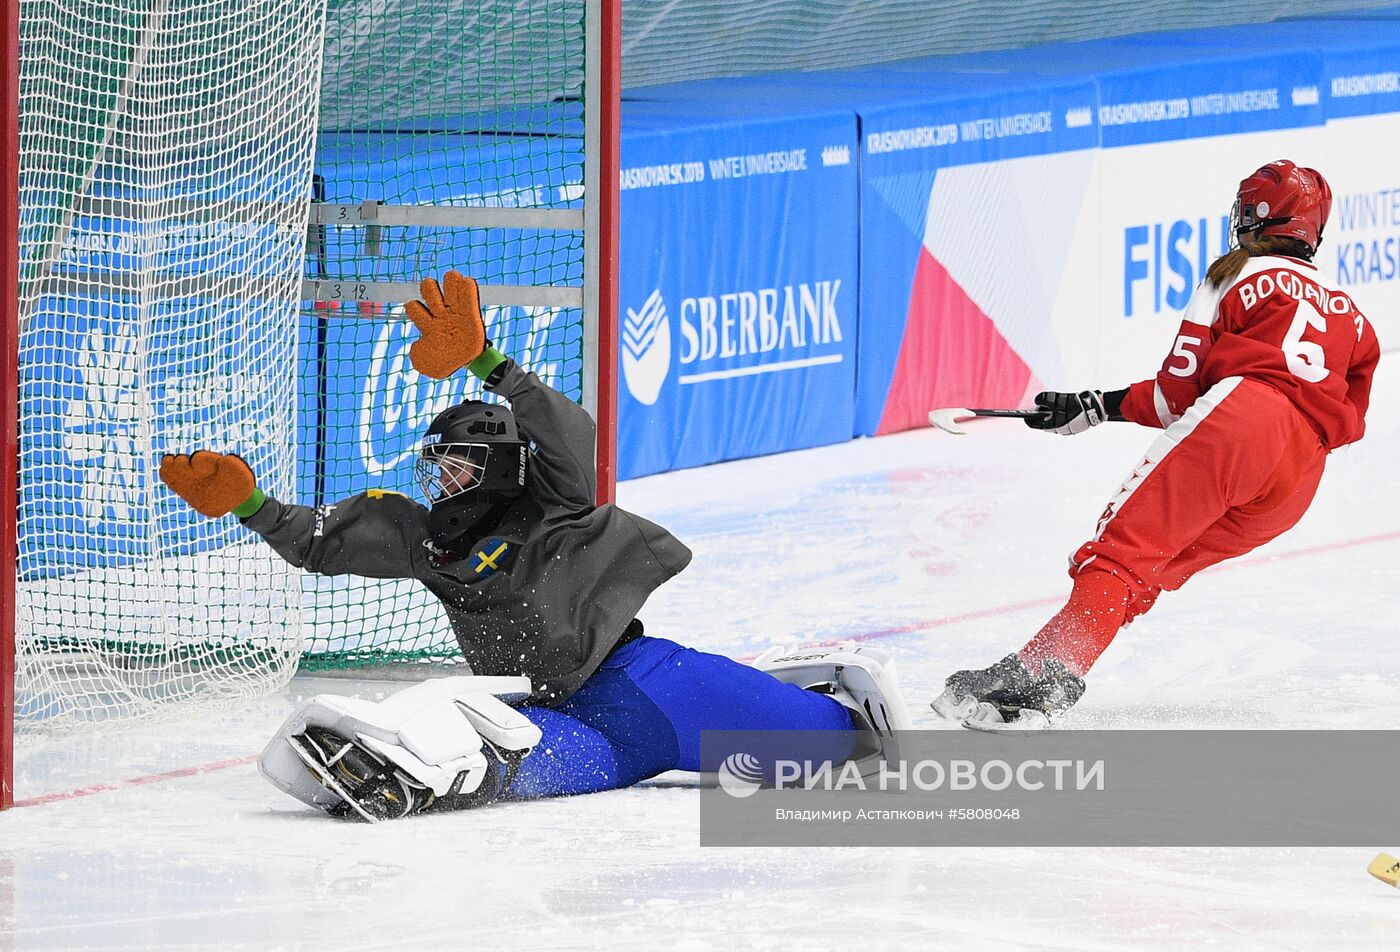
[1206,235,1315,288]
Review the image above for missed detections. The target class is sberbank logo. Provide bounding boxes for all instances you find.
[622,280,845,404]
[622,289,671,406]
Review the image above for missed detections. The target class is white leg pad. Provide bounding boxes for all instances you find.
[258,676,542,813]
[754,644,914,734]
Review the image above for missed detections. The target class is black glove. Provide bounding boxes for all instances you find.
[1025,390,1109,435]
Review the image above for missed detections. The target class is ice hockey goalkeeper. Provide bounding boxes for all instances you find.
[160,271,910,821]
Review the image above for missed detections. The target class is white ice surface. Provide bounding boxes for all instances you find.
[4,369,1399,950]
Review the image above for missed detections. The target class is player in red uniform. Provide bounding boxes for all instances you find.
[933,160,1382,728]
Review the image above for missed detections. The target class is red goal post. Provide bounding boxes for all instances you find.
[3,0,19,812]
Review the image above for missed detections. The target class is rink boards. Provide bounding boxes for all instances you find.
[296,12,1400,488]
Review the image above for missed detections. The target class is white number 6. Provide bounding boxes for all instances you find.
[1283,307,1329,383]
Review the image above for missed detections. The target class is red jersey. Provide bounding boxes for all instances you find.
[1119,254,1381,449]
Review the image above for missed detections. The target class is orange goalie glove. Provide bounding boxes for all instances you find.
[405,270,487,380]
[159,451,260,519]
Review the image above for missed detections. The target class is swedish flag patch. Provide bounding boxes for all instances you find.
[468,537,515,578]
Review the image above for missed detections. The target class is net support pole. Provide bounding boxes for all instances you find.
[584,0,620,505]
[1,0,19,811]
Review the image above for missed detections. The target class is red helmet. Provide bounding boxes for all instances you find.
[1232,160,1332,251]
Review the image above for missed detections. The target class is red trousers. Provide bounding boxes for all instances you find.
[1021,377,1328,676]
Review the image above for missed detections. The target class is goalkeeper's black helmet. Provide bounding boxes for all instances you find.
[417,400,528,551]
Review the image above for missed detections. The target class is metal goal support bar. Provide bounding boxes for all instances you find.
[308,203,583,231]
[301,201,586,306]
[303,280,582,308]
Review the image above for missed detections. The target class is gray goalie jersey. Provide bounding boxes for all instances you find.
[242,361,692,704]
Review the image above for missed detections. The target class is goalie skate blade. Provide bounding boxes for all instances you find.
[1369,853,1400,887]
[287,734,382,824]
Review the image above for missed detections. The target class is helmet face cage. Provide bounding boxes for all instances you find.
[415,443,491,503]
[1229,197,1244,249]
[1230,194,1275,246]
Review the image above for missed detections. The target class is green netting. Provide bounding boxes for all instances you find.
[296,1,592,671]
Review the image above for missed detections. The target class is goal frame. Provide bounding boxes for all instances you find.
[0,0,620,811]
[2,0,17,812]
[589,0,621,507]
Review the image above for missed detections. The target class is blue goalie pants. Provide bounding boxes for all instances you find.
[505,635,858,798]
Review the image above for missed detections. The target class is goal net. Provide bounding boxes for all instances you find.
[295,0,613,674]
[10,0,327,734]
[4,0,615,767]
